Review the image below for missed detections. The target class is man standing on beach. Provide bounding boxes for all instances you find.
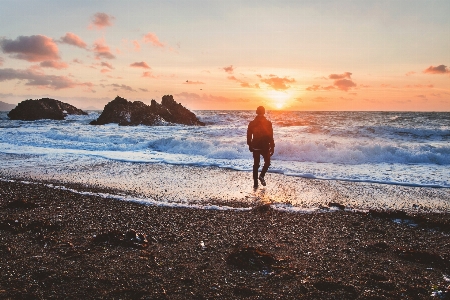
[247,106,275,189]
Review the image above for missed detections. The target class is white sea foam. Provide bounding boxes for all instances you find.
[0,111,449,188]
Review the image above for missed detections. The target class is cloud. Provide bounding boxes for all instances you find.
[0,67,93,90]
[405,71,416,76]
[139,88,148,92]
[101,62,114,69]
[39,60,68,69]
[311,96,328,102]
[306,85,321,91]
[132,40,141,52]
[73,58,83,64]
[405,84,433,88]
[0,57,3,66]
[423,65,449,74]
[0,35,60,62]
[175,92,234,103]
[60,33,87,49]
[223,65,234,73]
[227,75,259,88]
[334,79,356,91]
[130,61,150,69]
[89,13,115,30]
[143,32,164,48]
[306,72,356,92]
[329,72,352,80]
[93,38,115,59]
[100,69,110,73]
[142,71,157,78]
[110,83,136,92]
[184,80,205,85]
[260,75,295,90]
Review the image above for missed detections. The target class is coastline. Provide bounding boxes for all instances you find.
[1,179,449,299]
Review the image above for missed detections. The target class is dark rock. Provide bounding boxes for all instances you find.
[226,246,277,270]
[7,98,87,120]
[89,96,162,126]
[92,229,149,249]
[90,95,204,126]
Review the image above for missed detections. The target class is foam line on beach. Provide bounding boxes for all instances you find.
[0,177,254,211]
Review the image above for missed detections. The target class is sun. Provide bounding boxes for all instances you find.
[267,90,291,109]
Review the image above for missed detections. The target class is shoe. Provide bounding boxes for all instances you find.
[258,176,266,186]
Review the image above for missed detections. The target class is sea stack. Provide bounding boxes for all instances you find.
[90,95,205,126]
[7,98,87,121]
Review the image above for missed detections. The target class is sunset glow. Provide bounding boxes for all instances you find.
[0,1,449,111]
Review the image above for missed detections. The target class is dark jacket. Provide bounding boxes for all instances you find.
[247,115,275,151]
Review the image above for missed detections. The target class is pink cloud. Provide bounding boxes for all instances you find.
[130,61,150,69]
[223,65,234,73]
[93,38,115,60]
[174,92,236,103]
[60,33,87,49]
[334,79,356,91]
[260,75,295,90]
[329,72,352,80]
[306,85,320,91]
[423,65,449,74]
[227,75,258,88]
[142,71,157,78]
[100,69,110,73]
[101,62,114,69]
[0,35,60,62]
[110,83,136,92]
[329,72,356,91]
[0,67,93,90]
[89,13,115,30]
[143,32,164,48]
[39,60,69,69]
[132,40,141,52]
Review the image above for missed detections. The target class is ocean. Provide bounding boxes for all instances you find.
[0,110,449,211]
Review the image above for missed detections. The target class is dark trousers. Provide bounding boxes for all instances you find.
[253,150,270,181]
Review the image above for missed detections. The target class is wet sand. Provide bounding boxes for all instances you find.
[1,178,449,299]
[1,153,449,212]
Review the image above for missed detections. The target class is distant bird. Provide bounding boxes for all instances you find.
[186,80,188,82]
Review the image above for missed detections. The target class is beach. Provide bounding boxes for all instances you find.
[1,111,449,298]
[1,174,449,299]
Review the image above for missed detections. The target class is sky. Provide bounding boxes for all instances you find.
[0,0,449,111]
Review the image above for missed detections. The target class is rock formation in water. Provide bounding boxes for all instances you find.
[7,98,87,121]
[89,95,204,126]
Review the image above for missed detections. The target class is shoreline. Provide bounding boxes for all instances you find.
[1,179,449,299]
[1,155,449,213]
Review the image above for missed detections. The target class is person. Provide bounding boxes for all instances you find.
[247,106,275,188]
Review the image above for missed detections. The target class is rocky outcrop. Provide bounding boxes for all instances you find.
[90,95,204,126]
[7,98,87,121]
